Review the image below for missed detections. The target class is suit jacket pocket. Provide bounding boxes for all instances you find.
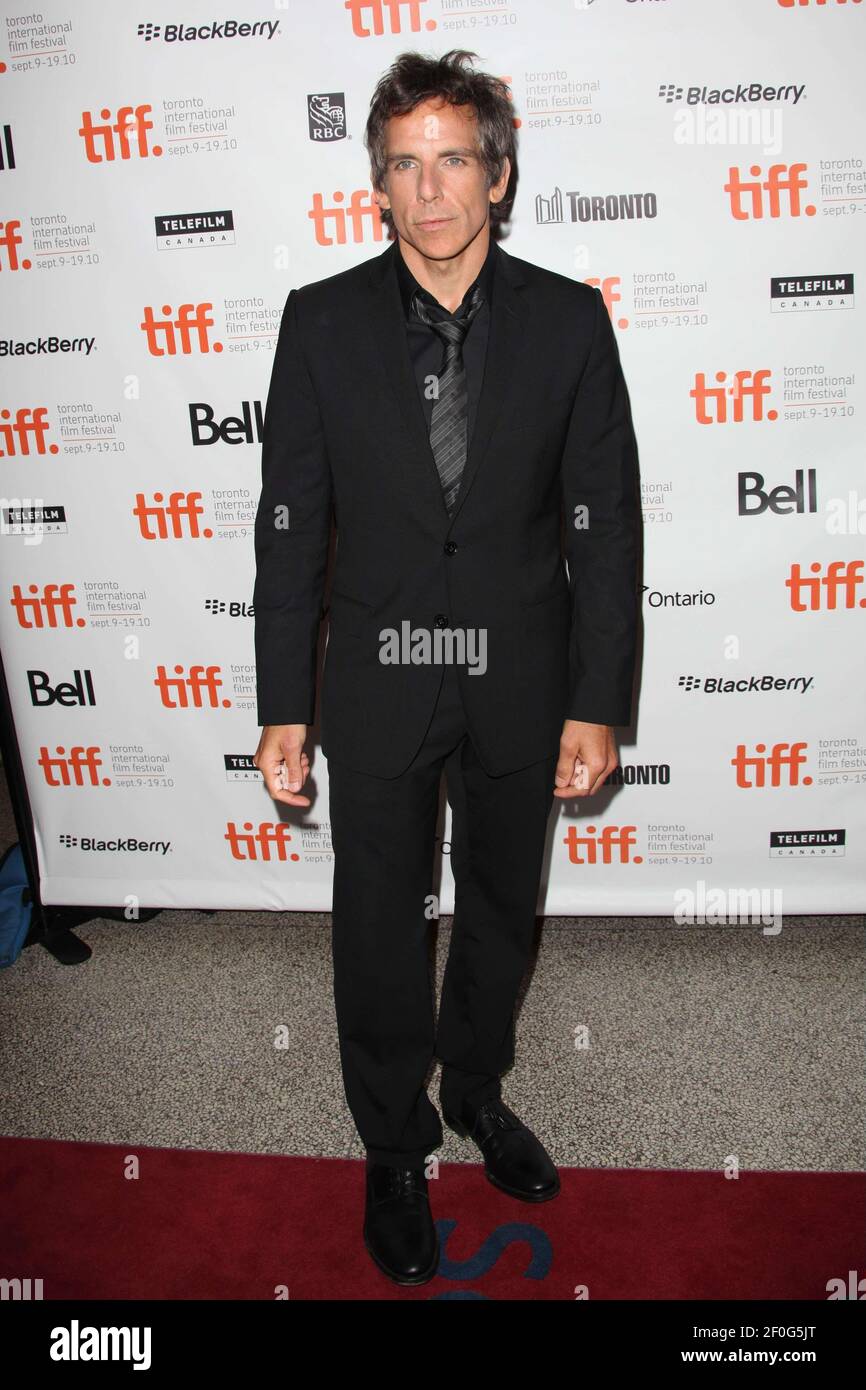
[327,587,376,639]
[504,389,576,436]
[522,589,570,643]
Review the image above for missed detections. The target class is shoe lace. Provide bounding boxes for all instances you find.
[385,1166,424,1195]
[477,1100,519,1131]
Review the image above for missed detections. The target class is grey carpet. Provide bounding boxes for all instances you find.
[0,768,863,1171]
[3,900,861,1173]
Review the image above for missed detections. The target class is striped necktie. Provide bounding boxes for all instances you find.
[411,283,484,514]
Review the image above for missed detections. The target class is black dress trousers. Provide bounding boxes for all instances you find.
[327,659,559,1169]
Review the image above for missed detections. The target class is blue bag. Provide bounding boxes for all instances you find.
[0,842,34,968]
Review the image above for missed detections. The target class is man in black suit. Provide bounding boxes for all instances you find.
[253,49,640,1286]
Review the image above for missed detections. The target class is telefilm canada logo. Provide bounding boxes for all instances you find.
[769,829,846,859]
[2,503,68,536]
[770,273,854,312]
[224,754,261,782]
[155,210,236,249]
[308,94,347,141]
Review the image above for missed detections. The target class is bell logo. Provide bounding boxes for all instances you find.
[140,304,219,355]
[78,105,161,163]
[724,163,814,219]
[344,0,435,38]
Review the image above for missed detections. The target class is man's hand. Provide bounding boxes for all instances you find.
[554,719,618,799]
[253,724,312,807]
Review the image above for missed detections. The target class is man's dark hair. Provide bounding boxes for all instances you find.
[364,49,518,240]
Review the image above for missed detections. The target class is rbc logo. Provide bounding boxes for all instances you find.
[308,94,346,141]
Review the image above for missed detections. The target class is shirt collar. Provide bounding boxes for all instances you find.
[394,234,497,321]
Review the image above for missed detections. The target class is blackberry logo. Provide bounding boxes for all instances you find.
[204,598,254,616]
[58,832,172,854]
[659,82,806,106]
[679,673,815,695]
[136,19,279,43]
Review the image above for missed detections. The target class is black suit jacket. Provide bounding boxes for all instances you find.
[253,237,641,778]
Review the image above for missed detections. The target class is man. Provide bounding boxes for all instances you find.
[253,49,640,1287]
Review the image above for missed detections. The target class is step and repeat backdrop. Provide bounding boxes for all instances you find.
[1,0,864,916]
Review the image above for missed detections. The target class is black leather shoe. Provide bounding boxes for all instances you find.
[363,1160,439,1285]
[443,1097,560,1202]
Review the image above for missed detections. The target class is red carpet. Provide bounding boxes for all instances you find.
[1,1136,862,1300]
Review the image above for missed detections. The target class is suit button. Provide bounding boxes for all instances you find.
[434,613,448,628]
[444,541,457,555]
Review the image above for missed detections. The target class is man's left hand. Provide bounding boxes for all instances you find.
[554,720,618,798]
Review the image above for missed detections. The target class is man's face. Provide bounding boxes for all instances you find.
[373,97,510,259]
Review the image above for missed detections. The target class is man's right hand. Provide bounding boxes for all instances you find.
[253,724,312,807]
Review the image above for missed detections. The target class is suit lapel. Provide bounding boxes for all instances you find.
[363,237,529,526]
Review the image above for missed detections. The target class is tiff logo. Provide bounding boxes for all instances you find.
[691,370,775,423]
[11,583,84,628]
[154,665,229,709]
[562,825,641,865]
[225,822,300,861]
[786,559,864,610]
[38,747,108,787]
[0,219,29,271]
[0,407,56,455]
[133,492,212,540]
[78,105,162,162]
[724,163,814,219]
[140,304,220,355]
[730,742,810,788]
[308,189,384,245]
[344,0,435,37]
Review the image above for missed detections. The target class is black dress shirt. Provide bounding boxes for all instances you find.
[394,235,496,445]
